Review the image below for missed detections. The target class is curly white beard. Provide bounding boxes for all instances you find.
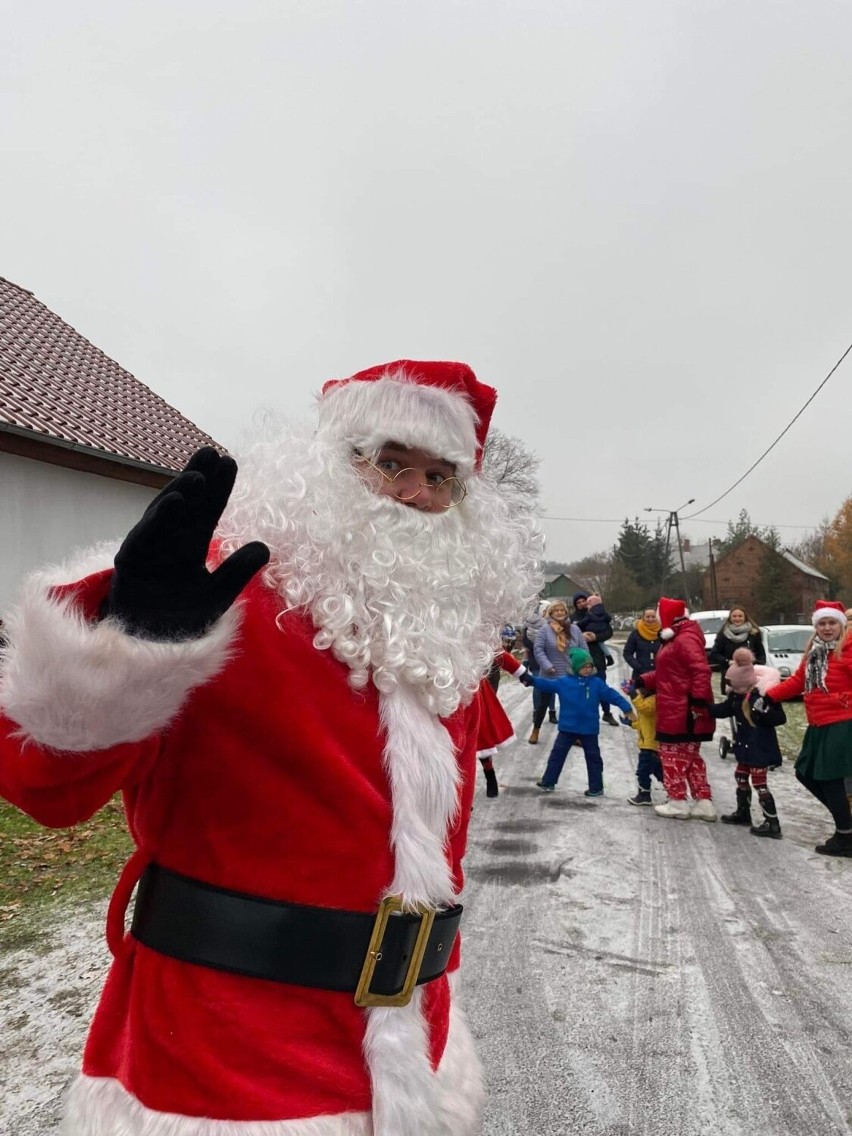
[218,416,543,719]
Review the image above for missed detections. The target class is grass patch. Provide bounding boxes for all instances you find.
[0,795,132,941]
[775,700,808,761]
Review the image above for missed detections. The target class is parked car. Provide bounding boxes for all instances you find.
[760,624,812,682]
[689,610,730,666]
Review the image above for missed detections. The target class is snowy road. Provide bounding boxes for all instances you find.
[2,663,852,1135]
[464,672,852,1135]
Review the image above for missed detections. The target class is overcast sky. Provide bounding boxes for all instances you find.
[4,0,852,563]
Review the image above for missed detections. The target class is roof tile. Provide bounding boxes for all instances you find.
[0,277,222,472]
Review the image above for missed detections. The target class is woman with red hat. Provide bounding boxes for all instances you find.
[761,600,852,857]
[636,597,718,820]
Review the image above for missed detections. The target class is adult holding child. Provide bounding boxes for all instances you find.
[762,601,852,857]
[637,597,718,821]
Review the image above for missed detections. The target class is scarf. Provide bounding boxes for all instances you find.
[723,623,752,644]
[805,639,832,694]
[636,619,660,642]
[550,619,568,654]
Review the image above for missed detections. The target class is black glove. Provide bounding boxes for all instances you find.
[518,671,535,687]
[105,447,270,640]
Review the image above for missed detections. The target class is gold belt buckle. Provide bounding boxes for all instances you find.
[354,895,436,1008]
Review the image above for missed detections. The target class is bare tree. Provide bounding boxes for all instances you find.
[480,428,541,513]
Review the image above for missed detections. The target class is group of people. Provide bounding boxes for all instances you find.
[513,596,852,858]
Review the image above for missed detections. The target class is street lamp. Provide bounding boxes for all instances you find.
[643,499,695,599]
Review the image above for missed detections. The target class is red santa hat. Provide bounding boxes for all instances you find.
[811,600,847,628]
[319,360,497,476]
[657,596,688,640]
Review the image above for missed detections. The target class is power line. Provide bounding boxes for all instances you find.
[682,338,852,520]
[541,514,815,530]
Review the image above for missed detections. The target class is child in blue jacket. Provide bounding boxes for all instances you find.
[523,648,635,795]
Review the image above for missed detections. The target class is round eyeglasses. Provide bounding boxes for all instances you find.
[355,453,467,508]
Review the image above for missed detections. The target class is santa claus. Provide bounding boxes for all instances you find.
[0,360,542,1136]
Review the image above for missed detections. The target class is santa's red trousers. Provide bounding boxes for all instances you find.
[658,741,712,801]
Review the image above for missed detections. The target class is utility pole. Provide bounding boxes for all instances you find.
[644,499,695,601]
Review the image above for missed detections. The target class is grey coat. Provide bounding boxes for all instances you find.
[534,620,585,676]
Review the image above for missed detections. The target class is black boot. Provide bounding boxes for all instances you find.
[721,787,752,825]
[751,792,781,838]
[479,759,499,798]
[815,831,852,857]
[548,709,558,724]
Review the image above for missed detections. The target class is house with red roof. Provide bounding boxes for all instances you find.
[0,276,223,610]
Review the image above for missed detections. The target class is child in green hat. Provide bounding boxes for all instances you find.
[522,648,635,794]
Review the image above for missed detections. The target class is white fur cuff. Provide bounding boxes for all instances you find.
[1,572,241,753]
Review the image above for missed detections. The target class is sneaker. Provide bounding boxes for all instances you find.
[654,800,691,820]
[535,780,556,792]
[815,832,852,857]
[584,789,604,798]
[628,792,652,806]
[689,798,718,822]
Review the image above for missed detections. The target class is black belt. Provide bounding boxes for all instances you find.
[131,864,463,1008]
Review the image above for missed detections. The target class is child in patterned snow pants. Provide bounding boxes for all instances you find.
[658,740,712,802]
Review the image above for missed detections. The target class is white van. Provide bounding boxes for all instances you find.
[689,610,730,665]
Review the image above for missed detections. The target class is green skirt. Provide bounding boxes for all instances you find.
[795,720,852,780]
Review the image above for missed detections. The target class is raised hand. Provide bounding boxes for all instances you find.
[106,447,270,640]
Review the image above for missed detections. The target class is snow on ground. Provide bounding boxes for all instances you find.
[2,653,851,1135]
[463,665,852,1135]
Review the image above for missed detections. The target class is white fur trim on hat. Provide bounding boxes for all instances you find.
[1,552,241,753]
[811,607,847,627]
[317,371,480,477]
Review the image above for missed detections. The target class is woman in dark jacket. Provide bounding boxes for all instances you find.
[709,606,765,692]
[623,608,662,679]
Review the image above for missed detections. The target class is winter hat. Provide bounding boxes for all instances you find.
[585,593,603,608]
[569,648,594,673]
[725,647,757,694]
[319,360,497,476]
[657,597,687,640]
[811,600,848,628]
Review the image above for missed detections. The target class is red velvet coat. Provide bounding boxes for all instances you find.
[766,636,852,725]
[639,618,715,743]
[0,563,481,1135]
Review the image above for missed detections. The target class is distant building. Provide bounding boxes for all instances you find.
[0,276,223,611]
[701,534,828,623]
[540,572,585,603]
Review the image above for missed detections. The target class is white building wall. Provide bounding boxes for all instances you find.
[0,452,156,613]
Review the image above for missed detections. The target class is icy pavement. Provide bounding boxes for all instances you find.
[464,674,852,1135]
[2,669,851,1135]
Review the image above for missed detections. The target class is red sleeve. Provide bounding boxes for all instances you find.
[766,657,806,702]
[498,651,521,674]
[0,715,159,829]
[639,670,658,693]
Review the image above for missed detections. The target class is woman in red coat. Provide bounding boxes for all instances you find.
[638,597,717,821]
[764,601,852,857]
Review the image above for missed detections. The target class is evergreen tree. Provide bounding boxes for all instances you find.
[753,528,798,622]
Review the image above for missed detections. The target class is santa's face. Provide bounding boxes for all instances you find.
[355,443,463,514]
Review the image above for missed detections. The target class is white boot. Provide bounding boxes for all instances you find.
[689,798,718,822]
[654,799,691,819]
